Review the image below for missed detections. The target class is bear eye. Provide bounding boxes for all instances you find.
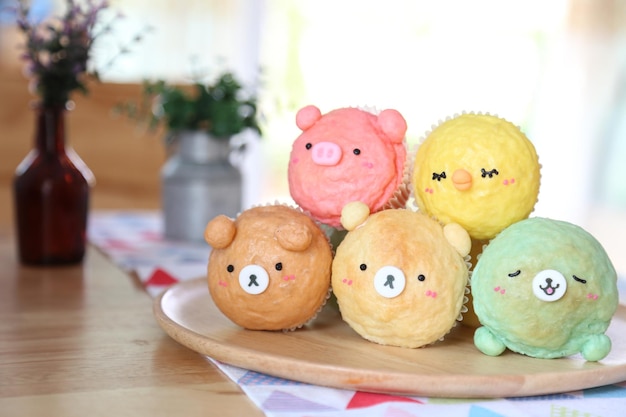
[508,270,521,277]
[227,264,234,273]
[417,274,426,281]
[305,143,312,150]
[360,263,367,271]
[353,148,361,155]
[573,275,587,284]
[432,171,446,181]
[275,262,283,271]
[481,168,499,178]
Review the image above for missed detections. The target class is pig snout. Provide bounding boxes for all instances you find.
[311,141,342,166]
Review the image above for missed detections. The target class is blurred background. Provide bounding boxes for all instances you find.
[0,0,624,272]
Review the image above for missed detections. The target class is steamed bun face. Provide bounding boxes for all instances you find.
[472,217,618,356]
[412,114,540,240]
[288,108,406,228]
[332,210,468,348]
[208,206,332,331]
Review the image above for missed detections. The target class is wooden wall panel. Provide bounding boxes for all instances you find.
[0,66,165,221]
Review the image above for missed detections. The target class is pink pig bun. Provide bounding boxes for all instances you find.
[288,105,409,229]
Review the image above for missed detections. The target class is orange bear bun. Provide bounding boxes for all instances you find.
[204,205,333,331]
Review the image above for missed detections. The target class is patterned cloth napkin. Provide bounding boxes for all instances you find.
[88,210,626,417]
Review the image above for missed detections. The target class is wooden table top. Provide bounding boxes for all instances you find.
[0,232,264,417]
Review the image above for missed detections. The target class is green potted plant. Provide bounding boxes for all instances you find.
[119,71,262,146]
[118,71,263,242]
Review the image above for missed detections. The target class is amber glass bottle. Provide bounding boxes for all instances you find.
[13,104,94,265]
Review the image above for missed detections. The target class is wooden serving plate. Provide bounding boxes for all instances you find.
[153,277,626,398]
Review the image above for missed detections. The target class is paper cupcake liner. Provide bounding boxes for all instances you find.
[382,146,412,211]
[352,104,412,212]
[284,286,333,332]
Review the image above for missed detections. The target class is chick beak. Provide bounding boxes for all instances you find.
[452,169,472,191]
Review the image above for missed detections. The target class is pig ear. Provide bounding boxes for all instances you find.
[443,223,471,258]
[341,201,370,231]
[296,105,322,131]
[378,109,407,144]
[205,215,237,249]
[275,221,313,252]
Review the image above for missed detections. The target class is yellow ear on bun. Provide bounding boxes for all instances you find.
[340,201,371,231]
[443,222,471,258]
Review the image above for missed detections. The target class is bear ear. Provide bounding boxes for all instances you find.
[378,109,407,144]
[443,223,471,258]
[341,201,370,231]
[296,105,322,131]
[275,221,313,252]
[204,215,237,249]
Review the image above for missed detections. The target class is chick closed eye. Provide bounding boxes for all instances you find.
[432,172,446,181]
[481,168,499,178]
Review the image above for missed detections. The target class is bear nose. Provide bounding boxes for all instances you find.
[452,169,472,191]
[311,141,342,166]
[374,265,406,298]
[532,269,567,302]
[239,264,269,295]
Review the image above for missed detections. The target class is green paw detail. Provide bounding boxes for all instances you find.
[474,326,506,357]
[581,334,612,362]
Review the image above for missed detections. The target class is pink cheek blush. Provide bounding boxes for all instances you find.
[362,161,374,169]
[587,293,599,300]
[342,278,353,286]
[424,188,434,194]
[218,280,228,287]
[503,178,516,186]
[494,286,506,294]
[291,157,299,164]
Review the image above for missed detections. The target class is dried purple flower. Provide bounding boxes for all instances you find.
[12,0,121,107]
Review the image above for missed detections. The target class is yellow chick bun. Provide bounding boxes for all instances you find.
[412,113,540,241]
